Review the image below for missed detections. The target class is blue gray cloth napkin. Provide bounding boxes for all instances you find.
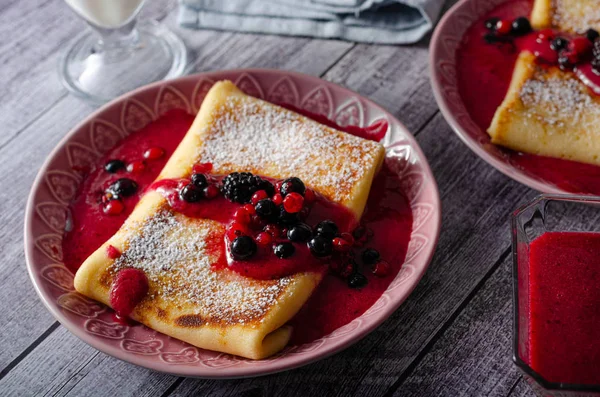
[178,0,446,44]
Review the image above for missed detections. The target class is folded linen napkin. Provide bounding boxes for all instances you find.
[178,0,446,44]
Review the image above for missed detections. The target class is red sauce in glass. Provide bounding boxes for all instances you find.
[457,0,600,195]
[528,232,600,385]
[62,106,413,344]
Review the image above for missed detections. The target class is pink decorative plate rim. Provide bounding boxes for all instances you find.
[430,0,569,195]
[24,69,441,378]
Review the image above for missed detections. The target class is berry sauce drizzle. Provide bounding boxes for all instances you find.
[457,0,600,195]
[62,106,413,344]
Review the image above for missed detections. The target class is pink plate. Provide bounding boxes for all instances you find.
[24,69,441,378]
[430,0,584,194]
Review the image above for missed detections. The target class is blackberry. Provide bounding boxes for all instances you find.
[593,39,600,59]
[280,177,306,197]
[108,178,138,197]
[274,243,295,259]
[511,17,532,36]
[221,172,268,204]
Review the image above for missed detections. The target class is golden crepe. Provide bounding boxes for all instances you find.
[531,0,600,33]
[488,52,600,166]
[74,81,385,359]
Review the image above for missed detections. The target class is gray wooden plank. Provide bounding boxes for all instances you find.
[0,15,353,392]
[0,0,176,150]
[396,252,520,396]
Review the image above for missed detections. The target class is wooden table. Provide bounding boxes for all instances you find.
[0,1,539,395]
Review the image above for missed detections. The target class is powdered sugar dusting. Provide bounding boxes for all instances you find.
[519,69,600,128]
[196,96,382,205]
[552,0,600,33]
[111,210,292,324]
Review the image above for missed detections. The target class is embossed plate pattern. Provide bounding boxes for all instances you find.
[25,69,441,378]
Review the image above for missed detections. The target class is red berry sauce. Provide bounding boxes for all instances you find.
[62,106,413,344]
[109,268,149,322]
[457,0,600,195]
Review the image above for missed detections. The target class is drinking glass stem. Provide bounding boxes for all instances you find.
[90,18,140,60]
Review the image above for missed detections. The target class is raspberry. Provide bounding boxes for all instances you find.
[143,147,164,160]
[283,192,304,213]
[109,268,149,318]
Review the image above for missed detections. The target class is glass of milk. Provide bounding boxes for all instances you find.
[59,0,187,104]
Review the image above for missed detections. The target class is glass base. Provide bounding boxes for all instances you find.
[59,20,187,104]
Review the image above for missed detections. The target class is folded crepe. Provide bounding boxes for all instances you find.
[531,0,600,33]
[74,81,385,359]
[488,52,600,166]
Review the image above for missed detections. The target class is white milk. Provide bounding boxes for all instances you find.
[64,0,145,29]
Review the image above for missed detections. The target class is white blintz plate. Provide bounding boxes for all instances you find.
[25,69,441,378]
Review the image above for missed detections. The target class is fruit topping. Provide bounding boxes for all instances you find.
[143,147,164,160]
[303,188,315,204]
[278,207,299,225]
[251,190,269,205]
[484,17,500,31]
[536,29,554,43]
[222,172,269,204]
[287,223,312,242]
[233,207,252,224]
[315,220,338,239]
[347,272,368,289]
[274,242,295,259]
[495,19,512,35]
[280,177,306,197]
[550,37,569,51]
[127,160,146,174]
[179,184,203,203]
[191,173,208,189]
[105,159,126,173]
[193,162,213,174]
[264,224,282,238]
[272,193,283,206]
[203,185,220,199]
[510,17,531,36]
[255,199,277,219]
[255,232,273,246]
[231,235,257,260]
[308,235,333,257]
[587,28,599,43]
[332,237,352,252]
[103,199,124,216]
[361,248,381,265]
[283,192,304,213]
[106,245,121,259]
[109,268,149,319]
[372,260,391,277]
[338,259,356,278]
[108,178,138,197]
[569,37,593,57]
[243,203,256,215]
